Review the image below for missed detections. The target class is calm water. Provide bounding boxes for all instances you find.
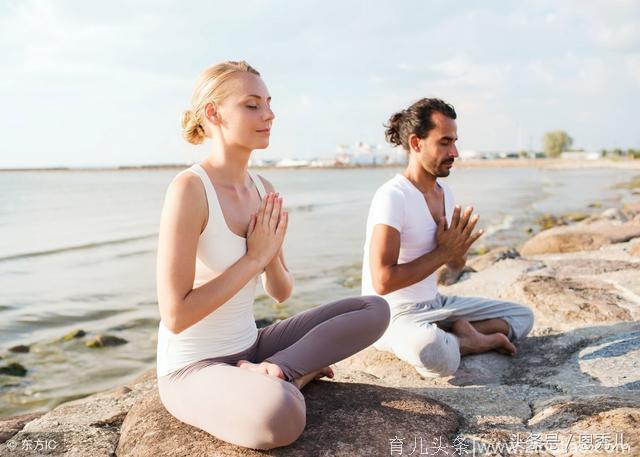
[0,165,637,416]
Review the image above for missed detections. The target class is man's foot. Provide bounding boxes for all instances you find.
[451,319,517,356]
[293,366,334,390]
[236,360,285,379]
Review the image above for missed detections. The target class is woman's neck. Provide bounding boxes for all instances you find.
[204,137,252,186]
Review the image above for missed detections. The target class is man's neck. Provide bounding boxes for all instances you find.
[403,160,439,194]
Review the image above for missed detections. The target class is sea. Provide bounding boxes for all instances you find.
[0,165,638,416]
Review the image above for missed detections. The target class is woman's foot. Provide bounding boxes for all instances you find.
[293,366,334,390]
[236,360,285,379]
[451,319,517,356]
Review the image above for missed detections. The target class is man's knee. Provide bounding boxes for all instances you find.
[392,324,460,377]
[511,305,535,341]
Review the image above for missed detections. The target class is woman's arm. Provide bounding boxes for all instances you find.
[258,176,294,303]
[157,173,270,334]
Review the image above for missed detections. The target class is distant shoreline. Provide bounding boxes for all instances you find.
[1,158,639,172]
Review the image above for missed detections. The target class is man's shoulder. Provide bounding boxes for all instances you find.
[375,175,408,197]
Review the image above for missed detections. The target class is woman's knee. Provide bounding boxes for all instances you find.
[246,383,306,450]
[362,295,391,336]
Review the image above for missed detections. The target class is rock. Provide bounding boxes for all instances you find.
[6,371,157,457]
[117,378,460,457]
[600,208,625,221]
[535,213,566,230]
[436,265,474,285]
[519,276,633,328]
[467,247,520,272]
[622,202,640,219]
[62,329,86,341]
[85,335,128,348]
[254,317,282,328]
[630,241,640,257]
[0,411,46,444]
[535,258,640,277]
[8,345,30,353]
[578,330,640,388]
[0,362,27,377]
[564,211,589,222]
[520,220,640,256]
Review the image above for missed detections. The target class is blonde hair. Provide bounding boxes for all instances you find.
[181,60,261,145]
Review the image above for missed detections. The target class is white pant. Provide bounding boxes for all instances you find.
[374,293,534,377]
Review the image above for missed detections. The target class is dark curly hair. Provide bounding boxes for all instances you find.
[384,98,457,151]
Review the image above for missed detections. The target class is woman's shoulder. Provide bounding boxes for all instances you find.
[253,173,275,193]
[165,169,207,208]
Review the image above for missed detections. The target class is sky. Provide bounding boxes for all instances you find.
[0,0,639,168]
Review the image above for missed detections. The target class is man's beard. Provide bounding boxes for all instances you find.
[436,159,454,177]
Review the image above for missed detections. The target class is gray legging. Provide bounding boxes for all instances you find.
[157,295,389,450]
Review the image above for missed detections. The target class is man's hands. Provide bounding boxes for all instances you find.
[246,192,288,269]
[436,205,483,263]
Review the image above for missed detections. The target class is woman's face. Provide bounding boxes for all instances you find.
[214,73,275,151]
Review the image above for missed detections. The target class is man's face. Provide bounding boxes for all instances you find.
[417,112,459,178]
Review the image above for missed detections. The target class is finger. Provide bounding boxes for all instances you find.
[450,205,461,229]
[257,194,268,226]
[436,216,446,238]
[247,214,256,236]
[467,229,484,247]
[458,206,473,232]
[276,210,288,237]
[269,195,281,231]
[463,214,480,238]
[264,193,275,228]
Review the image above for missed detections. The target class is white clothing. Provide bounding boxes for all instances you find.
[156,164,266,377]
[361,174,454,310]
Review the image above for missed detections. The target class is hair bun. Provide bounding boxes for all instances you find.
[384,111,404,147]
[181,110,206,145]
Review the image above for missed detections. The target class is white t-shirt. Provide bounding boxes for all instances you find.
[361,174,454,310]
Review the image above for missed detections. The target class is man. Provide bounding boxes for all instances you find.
[361,98,534,377]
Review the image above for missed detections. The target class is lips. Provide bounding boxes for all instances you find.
[256,129,270,133]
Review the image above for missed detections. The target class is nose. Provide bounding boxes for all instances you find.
[264,105,275,122]
[450,144,459,158]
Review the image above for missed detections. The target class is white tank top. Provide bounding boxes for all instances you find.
[156,164,266,377]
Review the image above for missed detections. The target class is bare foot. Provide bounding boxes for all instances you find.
[236,360,285,379]
[451,319,517,356]
[293,366,334,390]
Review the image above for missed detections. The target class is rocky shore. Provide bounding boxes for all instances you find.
[1,182,639,456]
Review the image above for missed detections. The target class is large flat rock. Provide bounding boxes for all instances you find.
[116,378,460,457]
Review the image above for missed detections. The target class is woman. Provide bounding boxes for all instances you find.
[156,60,390,450]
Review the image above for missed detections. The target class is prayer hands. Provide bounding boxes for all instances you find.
[436,205,483,262]
[246,192,288,268]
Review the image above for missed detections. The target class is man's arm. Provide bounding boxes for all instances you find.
[369,206,482,295]
[369,224,450,295]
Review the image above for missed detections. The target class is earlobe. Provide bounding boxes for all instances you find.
[204,103,219,125]
[409,135,421,153]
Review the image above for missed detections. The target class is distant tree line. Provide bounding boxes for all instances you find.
[542,130,638,159]
[601,148,640,159]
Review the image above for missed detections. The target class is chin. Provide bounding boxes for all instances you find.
[252,139,270,150]
[437,169,451,177]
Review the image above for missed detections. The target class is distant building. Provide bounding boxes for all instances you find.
[560,151,601,160]
[458,149,483,160]
[276,159,309,167]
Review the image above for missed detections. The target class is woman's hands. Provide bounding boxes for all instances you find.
[246,192,288,269]
[436,205,483,262]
